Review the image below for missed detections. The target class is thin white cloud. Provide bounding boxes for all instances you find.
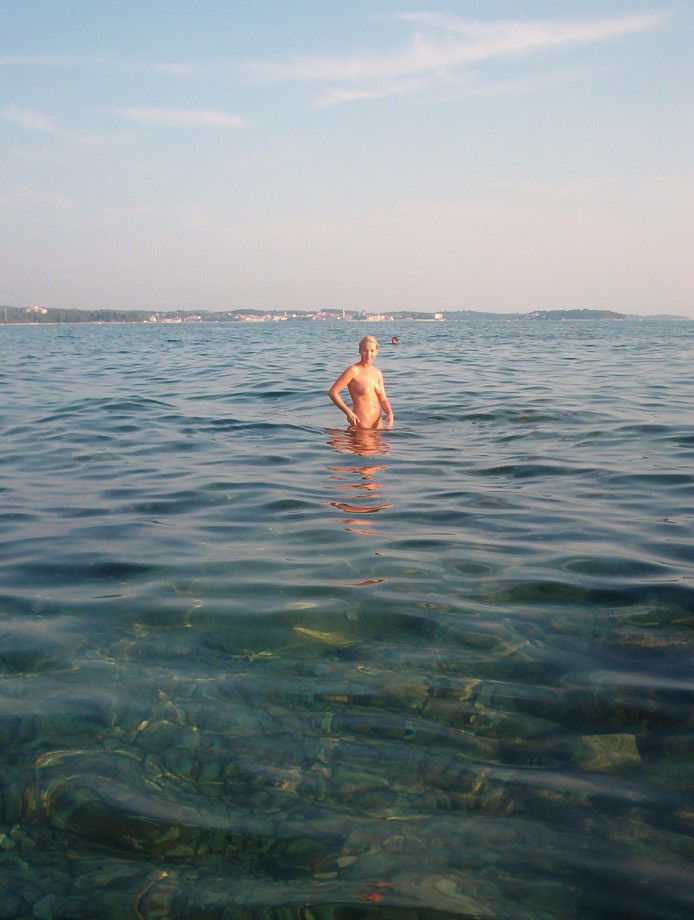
[317,77,427,108]
[1,105,115,145]
[396,12,666,62]
[117,107,246,128]
[0,184,79,210]
[0,53,223,82]
[1,105,59,133]
[0,54,76,66]
[250,11,668,105]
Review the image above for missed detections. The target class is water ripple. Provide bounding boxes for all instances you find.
[1,320,693,918]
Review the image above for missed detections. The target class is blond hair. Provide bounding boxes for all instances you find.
[358,335,379,350]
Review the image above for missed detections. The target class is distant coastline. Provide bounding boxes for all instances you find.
[1,305,690,325]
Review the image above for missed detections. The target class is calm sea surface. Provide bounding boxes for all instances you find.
[1,319,693,919]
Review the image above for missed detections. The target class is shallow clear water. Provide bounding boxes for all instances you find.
[1,319,693,919]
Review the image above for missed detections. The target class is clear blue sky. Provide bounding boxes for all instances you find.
[2,1,692,316]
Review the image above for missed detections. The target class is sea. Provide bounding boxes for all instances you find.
[1,317,693,920]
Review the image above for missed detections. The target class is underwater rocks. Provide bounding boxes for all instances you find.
[559,734,641,773]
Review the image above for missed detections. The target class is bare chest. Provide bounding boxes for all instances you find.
[348,367,379,397]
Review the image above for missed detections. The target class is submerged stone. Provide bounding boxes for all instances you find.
[564,734,641,772]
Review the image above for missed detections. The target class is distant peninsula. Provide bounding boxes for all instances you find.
[1,305,689,325]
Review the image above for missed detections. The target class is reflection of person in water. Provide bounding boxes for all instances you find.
[328,336,394,430]
[327,426,389,458]
[327,428,392,530]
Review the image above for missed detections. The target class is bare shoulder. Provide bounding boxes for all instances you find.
[331,362,358,389]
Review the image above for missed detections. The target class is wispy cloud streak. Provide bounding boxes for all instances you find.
[1,105,60,133]
[117,107,246,128]
[0,53,214,78]
[249,11,667,106]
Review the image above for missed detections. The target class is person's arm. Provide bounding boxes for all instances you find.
[329,366,360,427]
[376,372,394,430]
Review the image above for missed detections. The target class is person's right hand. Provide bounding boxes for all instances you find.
[347,410,360,427]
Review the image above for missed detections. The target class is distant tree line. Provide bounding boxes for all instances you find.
[2,305,684,324]
[1,306,153,323]
[525,309,625,321]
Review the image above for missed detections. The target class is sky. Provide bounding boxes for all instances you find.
[1,1,692,317]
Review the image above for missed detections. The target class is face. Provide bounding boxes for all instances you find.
[359,337,379,362]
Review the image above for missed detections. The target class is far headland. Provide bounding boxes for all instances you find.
[1,305,690,325]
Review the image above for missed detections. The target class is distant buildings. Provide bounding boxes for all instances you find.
[143,309,410,323]
[148,314,202,323]
[4,305,451,325]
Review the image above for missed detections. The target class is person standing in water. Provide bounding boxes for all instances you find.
[329,335,394,430]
